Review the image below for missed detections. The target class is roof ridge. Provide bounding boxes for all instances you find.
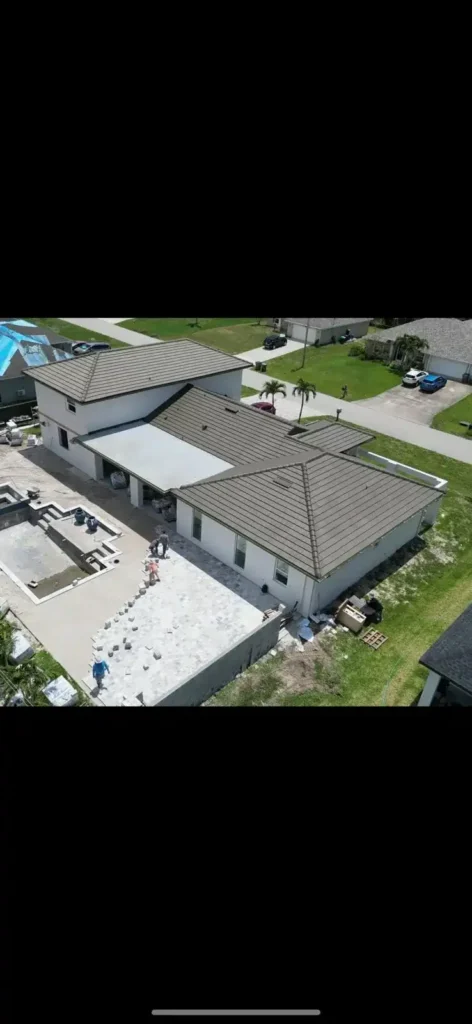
[301,463,322,577]
[82,352,101,400]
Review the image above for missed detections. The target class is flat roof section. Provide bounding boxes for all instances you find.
[80,423,233,492]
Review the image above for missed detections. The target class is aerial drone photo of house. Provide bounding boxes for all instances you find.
[2,337,443,705]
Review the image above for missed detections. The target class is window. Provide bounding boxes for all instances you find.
[275,557,289,586]
[59,427,69,450]
[192,508,202,541]
[234,535,247,570]
[67,399,76,414]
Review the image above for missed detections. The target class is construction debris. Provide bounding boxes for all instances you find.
[362,629,388,650]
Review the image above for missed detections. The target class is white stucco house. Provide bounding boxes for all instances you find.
[24,339,445,616]
[277,317,372,346]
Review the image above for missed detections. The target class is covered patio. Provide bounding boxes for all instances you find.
[75,421,233,506]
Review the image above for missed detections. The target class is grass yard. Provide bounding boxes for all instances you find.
[241,386,259,398]
[0,619,91,707]
[208,431,472,707]
[24,317,128,349]
[432,392,472,439]
[266,342,400,401]
[124,318,269,354]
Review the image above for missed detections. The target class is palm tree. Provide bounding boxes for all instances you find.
[259,379,287,408]
[393,334,429,369]
[292,378,317,422]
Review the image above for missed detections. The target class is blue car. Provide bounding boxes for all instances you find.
[419,374,447,393]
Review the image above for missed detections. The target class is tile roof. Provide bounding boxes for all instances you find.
[22,340,251,403]
[419,604,472,695]
[285,317,372,330]
[149,386,304,463]
[149,388,373,463]
[297,420,374,452]
[369,318,472,363]
[174,447,440,579]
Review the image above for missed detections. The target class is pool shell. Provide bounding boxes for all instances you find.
[0,481,122,604]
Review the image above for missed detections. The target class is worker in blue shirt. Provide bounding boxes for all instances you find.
[93,654,110,689]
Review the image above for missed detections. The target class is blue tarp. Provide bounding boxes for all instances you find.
[0,323,71,377]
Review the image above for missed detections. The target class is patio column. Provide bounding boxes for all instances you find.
[130,476,144,508]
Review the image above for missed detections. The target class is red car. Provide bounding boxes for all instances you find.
[252,401,276,415]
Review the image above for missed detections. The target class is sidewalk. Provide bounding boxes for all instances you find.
[60,317,159,347]
[241,368,472,465]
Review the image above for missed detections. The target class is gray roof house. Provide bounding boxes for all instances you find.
[174,444,440,581]
[23,337,445,619]
[24,339,251,403]
[280,317,372,347]
[418,604,472,706]
[368,318,472,382]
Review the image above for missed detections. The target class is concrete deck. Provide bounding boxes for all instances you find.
[91,534,277,707]
[0,444,278,695]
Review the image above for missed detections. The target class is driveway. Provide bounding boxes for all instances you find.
[356,380,472,426]
[241,339,304,365]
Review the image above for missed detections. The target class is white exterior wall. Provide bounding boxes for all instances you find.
[176,500,314,615]
[35,380,184,437]
[40,416,98,477]
[313,511,424,612]
[189,369,243,400]
[425,355,470,381]
[36,371,243,438]
[318,321,371,346]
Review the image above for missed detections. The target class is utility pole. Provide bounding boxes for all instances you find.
[301,317,311,369]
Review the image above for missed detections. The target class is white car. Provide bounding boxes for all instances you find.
[402,369,428,388]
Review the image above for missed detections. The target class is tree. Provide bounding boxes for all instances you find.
[292,378,317,422]
[393,334,429,368]
[259,379,287,407]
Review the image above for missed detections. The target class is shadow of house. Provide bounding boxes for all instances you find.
[327,535,427,612]
[18,445,157,544]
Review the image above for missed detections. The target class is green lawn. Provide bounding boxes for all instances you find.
[432,393,472,439]
[208,432,472,707]
[241,386,259,398]
[124,318,268,354]
[24,317,128,349]
[0,620,91,707]
[266,342,400,401]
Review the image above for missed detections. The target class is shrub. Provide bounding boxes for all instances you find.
[349,341,366,358]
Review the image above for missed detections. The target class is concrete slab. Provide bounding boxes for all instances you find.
[88,533,278,707]
[356,380,472,425]
[0,520,73,584]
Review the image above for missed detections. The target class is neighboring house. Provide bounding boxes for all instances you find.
[418,605,472,706]
[277,317,372,346]
[367,318,472,381]
[0,318,71,418]
[23,341,445,616]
